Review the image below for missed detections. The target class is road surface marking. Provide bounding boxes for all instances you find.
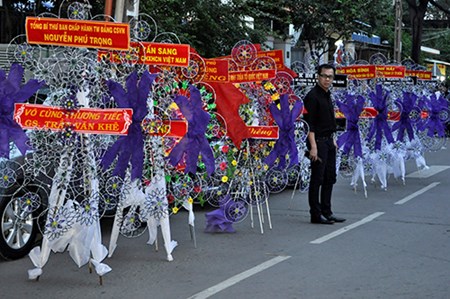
[406,166,450,179]
[187,255,291,299]
[310,212,385,244]
[394,182,440,205]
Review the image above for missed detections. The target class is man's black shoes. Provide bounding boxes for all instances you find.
[311,215,334,224]
[311,215,346,224]
[324,215,346,223]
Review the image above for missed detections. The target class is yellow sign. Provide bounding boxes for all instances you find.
[426,63,446,76]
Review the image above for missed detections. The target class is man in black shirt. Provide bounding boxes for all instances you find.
[303,64,346,224]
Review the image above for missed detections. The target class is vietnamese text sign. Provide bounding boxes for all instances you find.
[257,50,284,69]
[405,70,432,80]
[98,41,190,67]
[248,126,279,139]
[203,59,230,82]
[336,65,376,79]
[375,65,406,78]
[142,119,187,137]
[333,74,348,88]
[142,120,280,139]
[14,104,133,135]
[294,73,347,88]
[137,42,190,67]
[293,73,316,87]
[257,49,298,78]
[26,17,130,50]
[229,69,276,83]
[335,107,401,121]
[378,77,416,86]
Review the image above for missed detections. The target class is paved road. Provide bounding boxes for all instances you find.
[1,144,450,299]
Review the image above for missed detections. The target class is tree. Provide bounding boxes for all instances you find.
[140,0,272,58]
[0,1,104,43]
[405,0,450,63]
[405,0,429,63]
[7,0,450,63]
[281,0,393,59]
[423,1,450,65]
[1,0,282,57]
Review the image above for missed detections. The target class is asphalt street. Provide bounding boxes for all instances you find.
[1,142,449,299]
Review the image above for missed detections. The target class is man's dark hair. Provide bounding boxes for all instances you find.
[317,63,336,75]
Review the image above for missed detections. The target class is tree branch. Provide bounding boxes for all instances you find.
[429,0,450,15]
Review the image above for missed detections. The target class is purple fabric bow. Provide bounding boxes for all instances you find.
[391,91,418,142]
[366,84,394,150]
[168,85,215,175]
[204,195,235,233]
[264,94,303,169]
[0,63,45,158]
[100,70,157,180]
[336,93,365,158]
[416,93,448,137]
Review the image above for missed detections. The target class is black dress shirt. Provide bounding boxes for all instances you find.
[303,84,337,137]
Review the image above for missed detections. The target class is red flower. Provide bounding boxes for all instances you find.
[221,145,229,153]
[167,194,175,204]
[219,162,227,171]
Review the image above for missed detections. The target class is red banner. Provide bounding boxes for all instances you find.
[142,120,280,139]
[337,65,433,80]
[98,41,190,67]
[257,50,284,69]
[375,65,406,78]
[14,104,133,135]
[138,42,190,67]
[25,17,130,50]
[335,108,408,122]
[203,59,230,82]
[229,69,276,83]
[248,126,279,139]
[142,119,187,137]
[405,70,433,80]
[336,65,376,79]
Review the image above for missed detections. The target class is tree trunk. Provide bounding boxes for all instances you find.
[1,2,12,43]
[407,0,429,63]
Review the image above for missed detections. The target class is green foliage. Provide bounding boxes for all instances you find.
[141,0,270,58]
[7,0,450,65]
[284,0,393,56]
[402,0,450,63]
[143,0,395,59]
[421,1,450,62]
[423,28,450,62]
[401,32,414,61]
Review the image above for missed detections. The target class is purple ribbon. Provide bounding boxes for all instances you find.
[100,70,157,180]
[168,85,215,175]
[336,93,365,158]
[391,91,417,142]
[204,195,235,233]
[265,94,303,169]
[366,84,394,150]
[416,93,448,137]
[0,63,45,158]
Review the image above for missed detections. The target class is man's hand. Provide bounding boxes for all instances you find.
[309,146,318,162]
